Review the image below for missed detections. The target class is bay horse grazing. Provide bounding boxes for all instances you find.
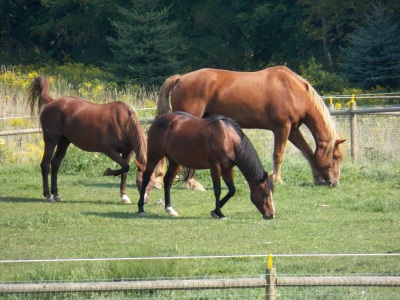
[157,66,345,187]
[27,76,154,204]
[137,112,275,220]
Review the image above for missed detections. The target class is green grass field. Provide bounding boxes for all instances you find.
[0,150,399,287]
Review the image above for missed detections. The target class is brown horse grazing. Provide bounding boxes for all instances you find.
[156,66,345,187]
[137,112,275,220]
[27,76,154,204]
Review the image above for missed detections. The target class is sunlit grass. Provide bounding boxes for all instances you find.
[0,157,399,284]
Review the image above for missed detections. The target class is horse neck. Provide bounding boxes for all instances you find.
[234,138,265,186]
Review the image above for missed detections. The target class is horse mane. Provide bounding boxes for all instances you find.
[291,72,338,155]
[204,114,266,183]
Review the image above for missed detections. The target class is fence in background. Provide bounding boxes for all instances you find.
[1,104,399,163]
[1,254,399,299]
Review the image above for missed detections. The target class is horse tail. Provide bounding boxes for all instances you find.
[27,76,54,115]
[126,105,148,166]
[156,74,181,116]
[182,167,195,183]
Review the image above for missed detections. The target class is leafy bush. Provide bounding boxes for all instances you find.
[299,57,349,95]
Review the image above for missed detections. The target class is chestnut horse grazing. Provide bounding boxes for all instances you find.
[27,76,154,204]
[157,66,345,187]
[137,112,275,220]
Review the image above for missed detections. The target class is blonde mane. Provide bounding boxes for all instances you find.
[295,74,337,155]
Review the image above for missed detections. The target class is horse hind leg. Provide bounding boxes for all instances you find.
[40,141,57,202]
[120,151,134,204]
[102,150,131,203]
[49,137,70,202]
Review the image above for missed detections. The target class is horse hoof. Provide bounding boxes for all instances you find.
[166,207,179,217]
[210,211,219,219]
[53,196,62,202]
[210,211,227,220]
[137,212,146,216]
[46,196,55,203]
[185,179,206,191]
[121,194,131,204]
[103,168,113,176]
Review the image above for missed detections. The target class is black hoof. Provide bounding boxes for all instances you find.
[210,211,227,219]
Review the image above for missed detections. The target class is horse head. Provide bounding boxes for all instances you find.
[250,172,275,220]
[315,139,346,187]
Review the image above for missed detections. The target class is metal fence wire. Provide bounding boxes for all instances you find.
[1,108,400,164]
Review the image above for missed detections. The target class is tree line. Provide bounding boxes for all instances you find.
[1,0,399,91]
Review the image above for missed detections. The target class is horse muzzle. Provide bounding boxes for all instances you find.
[263,213,275,220]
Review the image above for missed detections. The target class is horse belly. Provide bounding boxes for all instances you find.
[167,146,210,169]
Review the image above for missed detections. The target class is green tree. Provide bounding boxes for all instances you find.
[340,2,400,89]
[0,0,44,64]
[37,0,119,64]
[297,0,370,71]
[106,0,182,86]
[299,57,348,94]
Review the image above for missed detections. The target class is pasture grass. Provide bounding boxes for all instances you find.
[0,154,399,285]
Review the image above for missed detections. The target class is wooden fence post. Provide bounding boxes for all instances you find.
[266,254,276,300]
[266,267,277,300]
[350,95,358,161]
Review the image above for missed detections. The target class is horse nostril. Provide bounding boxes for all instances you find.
[263,214,274,220]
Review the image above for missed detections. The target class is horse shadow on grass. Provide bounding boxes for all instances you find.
[0,196,43,203]
[82,211,202,220]
[0,196,129,205]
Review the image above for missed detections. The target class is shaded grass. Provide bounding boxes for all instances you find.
[0,157,399,284]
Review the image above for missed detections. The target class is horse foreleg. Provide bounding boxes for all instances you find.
[272,127,290,184]
[219,170,236,210]
[289,129,324,185]
[153,157,167,189]
[50,137,70,202]
[210,167,225,219]
[163,160,180,217]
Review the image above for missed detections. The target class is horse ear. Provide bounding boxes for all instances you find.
[135,160,145,172]
[335,139,346,145]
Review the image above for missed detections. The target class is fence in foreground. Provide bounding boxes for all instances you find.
[1,254,399,299]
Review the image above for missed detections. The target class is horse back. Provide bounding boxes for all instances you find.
[169,67,310,129]
[40,98,134,152]
[149,113,238,169]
